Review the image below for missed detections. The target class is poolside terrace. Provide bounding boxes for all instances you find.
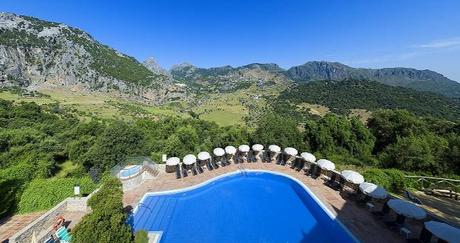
[123,162,407,243]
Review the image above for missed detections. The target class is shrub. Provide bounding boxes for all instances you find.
[134,230,148,243]
[363,168,406,193]
[72,178,133,243]
[18,177,97,213]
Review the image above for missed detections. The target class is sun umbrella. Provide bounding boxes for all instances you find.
[359,182,388,199]
[284,147,298,156]
[387,199,427,220]
[225,146,237,155]
[213,148,225,156]
[341,170,364,184]
[197,151,211,160]
[239,145,250,152]
[268,145,281,153]
[317,159,335,171]
[252,144,264,152]
[166,157,180,166]
[424,221,460,243]
[300,152,316,163]
[183,154,197,165]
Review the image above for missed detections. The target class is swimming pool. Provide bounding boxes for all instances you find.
[130,170,357,243]
[119,165,141,179]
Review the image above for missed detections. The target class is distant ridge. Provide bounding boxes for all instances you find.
[275,79,460,120]
[286,61,460,98]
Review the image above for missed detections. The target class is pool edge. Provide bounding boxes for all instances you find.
[132,169,360,243]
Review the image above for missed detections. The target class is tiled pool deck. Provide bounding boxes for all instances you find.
[123,162,407,243]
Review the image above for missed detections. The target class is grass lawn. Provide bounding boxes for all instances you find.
[200,110,245,126]
[54,161,80,178]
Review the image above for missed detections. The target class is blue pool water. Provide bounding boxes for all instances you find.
[120,165,141,178]
[130,171,356,243]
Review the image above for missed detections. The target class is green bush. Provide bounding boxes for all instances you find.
[134,230,148,243]
[18,177,97,214]
[72,178,133,243]
[363,168,406,193]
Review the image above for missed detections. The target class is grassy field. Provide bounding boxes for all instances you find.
[296,102,330,117]
[190,84,284,127]
[54,161,80,178]
[1,82,287,127]
[0,88,185,121]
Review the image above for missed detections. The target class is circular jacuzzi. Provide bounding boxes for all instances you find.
[119,165,142,179]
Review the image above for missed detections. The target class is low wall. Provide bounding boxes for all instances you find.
[9,197,89,243]
[122,172,145,191]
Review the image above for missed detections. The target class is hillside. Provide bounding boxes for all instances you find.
[170,63,290,93]
[2,13,460,125]
[0,13,185,103]
[275,79,460,120]
[286,61,460,98]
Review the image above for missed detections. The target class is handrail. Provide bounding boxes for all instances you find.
[405,175,460,200]
[405,175,460,183]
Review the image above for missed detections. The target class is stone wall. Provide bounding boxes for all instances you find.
[9,197,89,243]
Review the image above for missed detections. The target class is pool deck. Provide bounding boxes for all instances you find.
[123,162,407,243]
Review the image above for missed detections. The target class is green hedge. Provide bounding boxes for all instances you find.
[134,230,148,243]
[18,177,97,214]
[363,168,407,193]
[72,177,133,243]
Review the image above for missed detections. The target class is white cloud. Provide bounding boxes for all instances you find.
[414,37,460,49]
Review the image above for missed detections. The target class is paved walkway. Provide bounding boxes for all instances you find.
[0,212,44,242]
[0,209,85,242]
[124,162,406,243]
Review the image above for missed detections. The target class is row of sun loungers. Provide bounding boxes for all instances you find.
[165,144,459,242]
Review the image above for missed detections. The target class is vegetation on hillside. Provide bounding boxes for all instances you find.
[62,28,162,87]
[1,14,161,87]
[0,99,248,217]
[275,79,460,120]
[0,97,459,218]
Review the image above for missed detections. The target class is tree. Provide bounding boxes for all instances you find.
[72,178,133,243]
[80,122,146,170]
[380,133,449,174]
[304,115,375,162]
[251,114,306,150]
[368,109,426,153]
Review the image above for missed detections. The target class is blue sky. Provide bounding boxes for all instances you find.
[2,0,460,80]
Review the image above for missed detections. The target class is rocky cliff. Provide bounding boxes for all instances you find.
[0,13,185,104]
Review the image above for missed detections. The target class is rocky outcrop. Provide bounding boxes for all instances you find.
[143,57,170,76]
[0,13,186,104]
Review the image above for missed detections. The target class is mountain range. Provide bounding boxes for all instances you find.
[169,61,460,98]
[1,12,460,119]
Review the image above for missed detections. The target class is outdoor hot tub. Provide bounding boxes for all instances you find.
[118,165,142,179]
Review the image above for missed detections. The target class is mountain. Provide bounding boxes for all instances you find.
[170,63,289,92]
[286,61,460,98]
[2,12,460,113]
[143,57,170,76]
[275,79,460,120]
[0,13,185,103]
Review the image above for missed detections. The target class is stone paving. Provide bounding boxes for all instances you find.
[124,162,407,243]
[0,212,44,242]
